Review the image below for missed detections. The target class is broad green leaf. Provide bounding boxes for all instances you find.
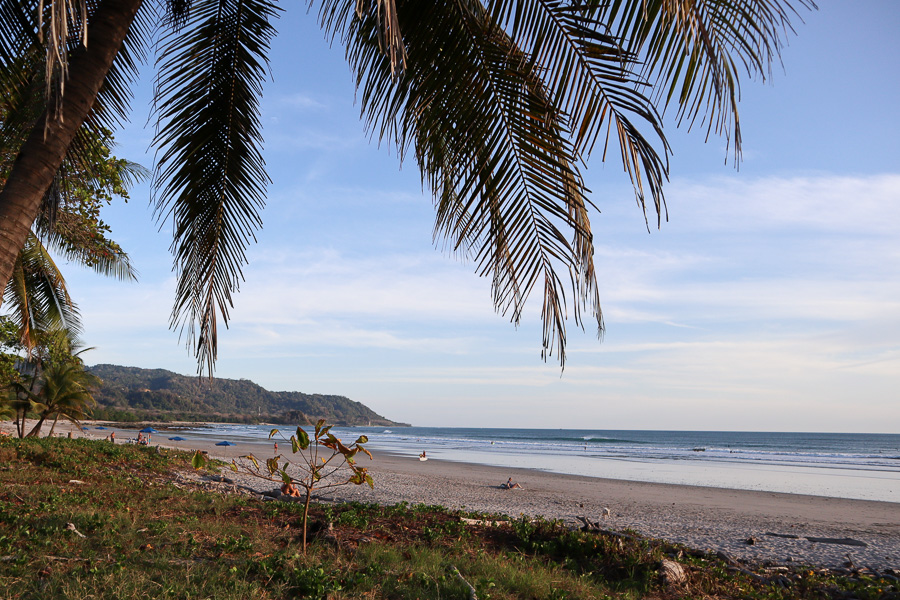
[365,474,374,489]
[354,435,368,445]
[191,450,206,469]
[268,428,279,439]
[280,470,291,485]
[291,435,300,453]
[246,454,260,470]
[266,457,279,475]
[230,460,238,472]
[296,427,309,450]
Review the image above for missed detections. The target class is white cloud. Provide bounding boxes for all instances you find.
[669,174,900,233]
[65,169,900,432]
[270,92,328,111]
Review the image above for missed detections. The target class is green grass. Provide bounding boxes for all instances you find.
[0,436,896,600]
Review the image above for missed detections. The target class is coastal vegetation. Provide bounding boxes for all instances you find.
[1,435,895,600]
[86,364,405,426]
[199,419,376,553]
[0,88,142,437]
[0,0,815,374]
[0,96,142,355]
[1,324,101,438]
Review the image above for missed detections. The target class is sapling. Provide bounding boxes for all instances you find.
[194,419,373,552]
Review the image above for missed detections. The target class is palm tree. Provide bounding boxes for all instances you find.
[0,0,816,373]
[20,340,99,438]
[2,380,33,437]
[1,88,142,356]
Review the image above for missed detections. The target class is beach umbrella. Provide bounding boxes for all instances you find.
[95,426,107,430]
[140,427,157,433]
[215,441,236,446]
[168,436,186,441]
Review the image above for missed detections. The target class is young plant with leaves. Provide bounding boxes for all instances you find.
[193,418,374,552]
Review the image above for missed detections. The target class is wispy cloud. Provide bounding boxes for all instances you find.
[71,169,900,431]
[669,174,900,233]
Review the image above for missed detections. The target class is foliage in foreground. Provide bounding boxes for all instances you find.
[0,436,897,600]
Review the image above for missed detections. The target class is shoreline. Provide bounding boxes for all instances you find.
[5,419,899,570]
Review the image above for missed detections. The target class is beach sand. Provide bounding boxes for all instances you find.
[6,420,899,570]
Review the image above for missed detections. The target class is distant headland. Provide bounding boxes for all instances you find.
[87,364,409,427]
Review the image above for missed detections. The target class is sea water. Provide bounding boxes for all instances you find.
[176,425,900,503]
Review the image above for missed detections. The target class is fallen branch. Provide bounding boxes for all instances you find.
[575,517,642,542]
[65,523,86,538]
[449,564,478,600]
[460,517,507,527]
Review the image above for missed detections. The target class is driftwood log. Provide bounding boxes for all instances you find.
[449,565,478,600]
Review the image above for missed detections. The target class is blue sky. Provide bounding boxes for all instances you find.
[62,0,899,431]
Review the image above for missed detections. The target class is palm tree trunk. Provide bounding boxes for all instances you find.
[26,413,48,437]
[0,0,144,290]
[15,409,25,438]
[48,413,60,437]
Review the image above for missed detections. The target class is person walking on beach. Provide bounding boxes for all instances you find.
[110,431,115,444]
[274,442,278,455]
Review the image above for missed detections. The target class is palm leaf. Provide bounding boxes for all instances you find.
[151,0,279,375]
[486,0,669,221]
[2,232,82,355]
[602,0,815,165]
[324,0,602,366]
[37,210,140,282]
[0,0,41,94]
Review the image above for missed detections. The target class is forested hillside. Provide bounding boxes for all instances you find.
[87,364,407,426]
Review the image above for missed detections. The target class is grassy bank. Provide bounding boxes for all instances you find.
[0,436,896,600]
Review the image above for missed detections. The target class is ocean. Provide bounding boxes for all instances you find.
[175,425,900,503]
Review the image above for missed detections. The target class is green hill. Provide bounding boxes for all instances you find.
[87,364,408,426]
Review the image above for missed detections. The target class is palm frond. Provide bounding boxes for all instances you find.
[0,0,39,51]
[354,0,406,79]
[81,0,154,133]
[37,211,140,281]
[0,0,41,89]
[151,0,280,375]
[2,232,82,355]
[324,0,602,366]
[485,0,670,224]
[164,0,193,29]
[602,0,814,164]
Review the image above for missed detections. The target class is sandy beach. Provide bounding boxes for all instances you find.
[6,420,899,571]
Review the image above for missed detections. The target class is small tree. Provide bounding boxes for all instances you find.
[193,419,373,552]
[1,328,99,438]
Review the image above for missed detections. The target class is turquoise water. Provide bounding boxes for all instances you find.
[173,425,900,503]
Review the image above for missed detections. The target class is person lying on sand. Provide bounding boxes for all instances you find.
[502,477,522,490]
[281,482,302,497]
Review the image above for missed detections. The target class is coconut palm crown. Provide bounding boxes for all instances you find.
[0,0,816,374]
